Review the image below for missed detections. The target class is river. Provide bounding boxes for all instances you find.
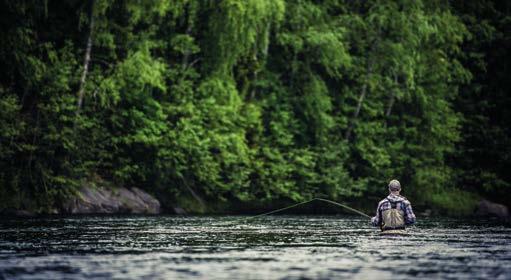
[0,216,509,279]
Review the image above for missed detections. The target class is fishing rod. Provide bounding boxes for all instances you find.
[221,198,371,226]
[314,198,371,219]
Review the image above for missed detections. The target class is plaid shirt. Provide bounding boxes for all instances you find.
[371,194,416,227]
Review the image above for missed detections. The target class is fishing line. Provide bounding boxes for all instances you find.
[217,198,370,226]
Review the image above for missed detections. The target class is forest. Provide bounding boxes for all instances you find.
[0,0,509,215]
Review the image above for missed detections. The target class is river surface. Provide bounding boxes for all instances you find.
[0,216,510,279]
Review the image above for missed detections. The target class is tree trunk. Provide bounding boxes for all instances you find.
[76,0,95,115]
[181,24,193,70]
[345,63,372,141]
[385,74,398,117]
[344,85,366,140]
[385,92,395,117]
[182,177,205,208]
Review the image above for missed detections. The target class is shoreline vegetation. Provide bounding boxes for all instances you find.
[0,1,510,218]
[1,182,508,222]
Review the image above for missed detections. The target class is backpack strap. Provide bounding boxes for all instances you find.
[390,201,397,209]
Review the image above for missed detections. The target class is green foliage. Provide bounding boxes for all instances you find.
[0,0,508,214]
[449,0,511,206]
[429,188,479,216]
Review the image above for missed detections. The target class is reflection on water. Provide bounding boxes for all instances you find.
[0,216,510,279]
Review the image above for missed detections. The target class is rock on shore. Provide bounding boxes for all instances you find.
[62,186,161,214]
[0,209,37,218]
[477,200,509,220]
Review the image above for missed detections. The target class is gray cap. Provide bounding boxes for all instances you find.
[388,179,401,191]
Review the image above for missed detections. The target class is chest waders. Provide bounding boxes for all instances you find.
[380,200,405,231]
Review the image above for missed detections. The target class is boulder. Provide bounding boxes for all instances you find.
[62,186,160,214]
[0,208,36,218]
[477,200,509,220]
[172,207,187,215]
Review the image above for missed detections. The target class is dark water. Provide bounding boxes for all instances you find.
[0,216,510,279]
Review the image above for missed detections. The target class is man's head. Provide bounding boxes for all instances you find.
[388,179,401,193]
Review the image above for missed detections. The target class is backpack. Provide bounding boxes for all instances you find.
[381,200,405,230]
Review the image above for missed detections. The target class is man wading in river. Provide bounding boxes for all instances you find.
[372,180,416,232]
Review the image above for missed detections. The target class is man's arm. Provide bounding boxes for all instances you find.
[404,201,416,225]
[371,201,382,227]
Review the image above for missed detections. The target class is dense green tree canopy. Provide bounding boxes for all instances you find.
[0,0,509,214]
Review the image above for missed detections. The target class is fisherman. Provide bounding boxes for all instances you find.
[372,179,416,231]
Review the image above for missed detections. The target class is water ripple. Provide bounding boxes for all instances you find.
[0,216,509,279]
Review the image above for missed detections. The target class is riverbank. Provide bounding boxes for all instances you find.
[1,183,508,222]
